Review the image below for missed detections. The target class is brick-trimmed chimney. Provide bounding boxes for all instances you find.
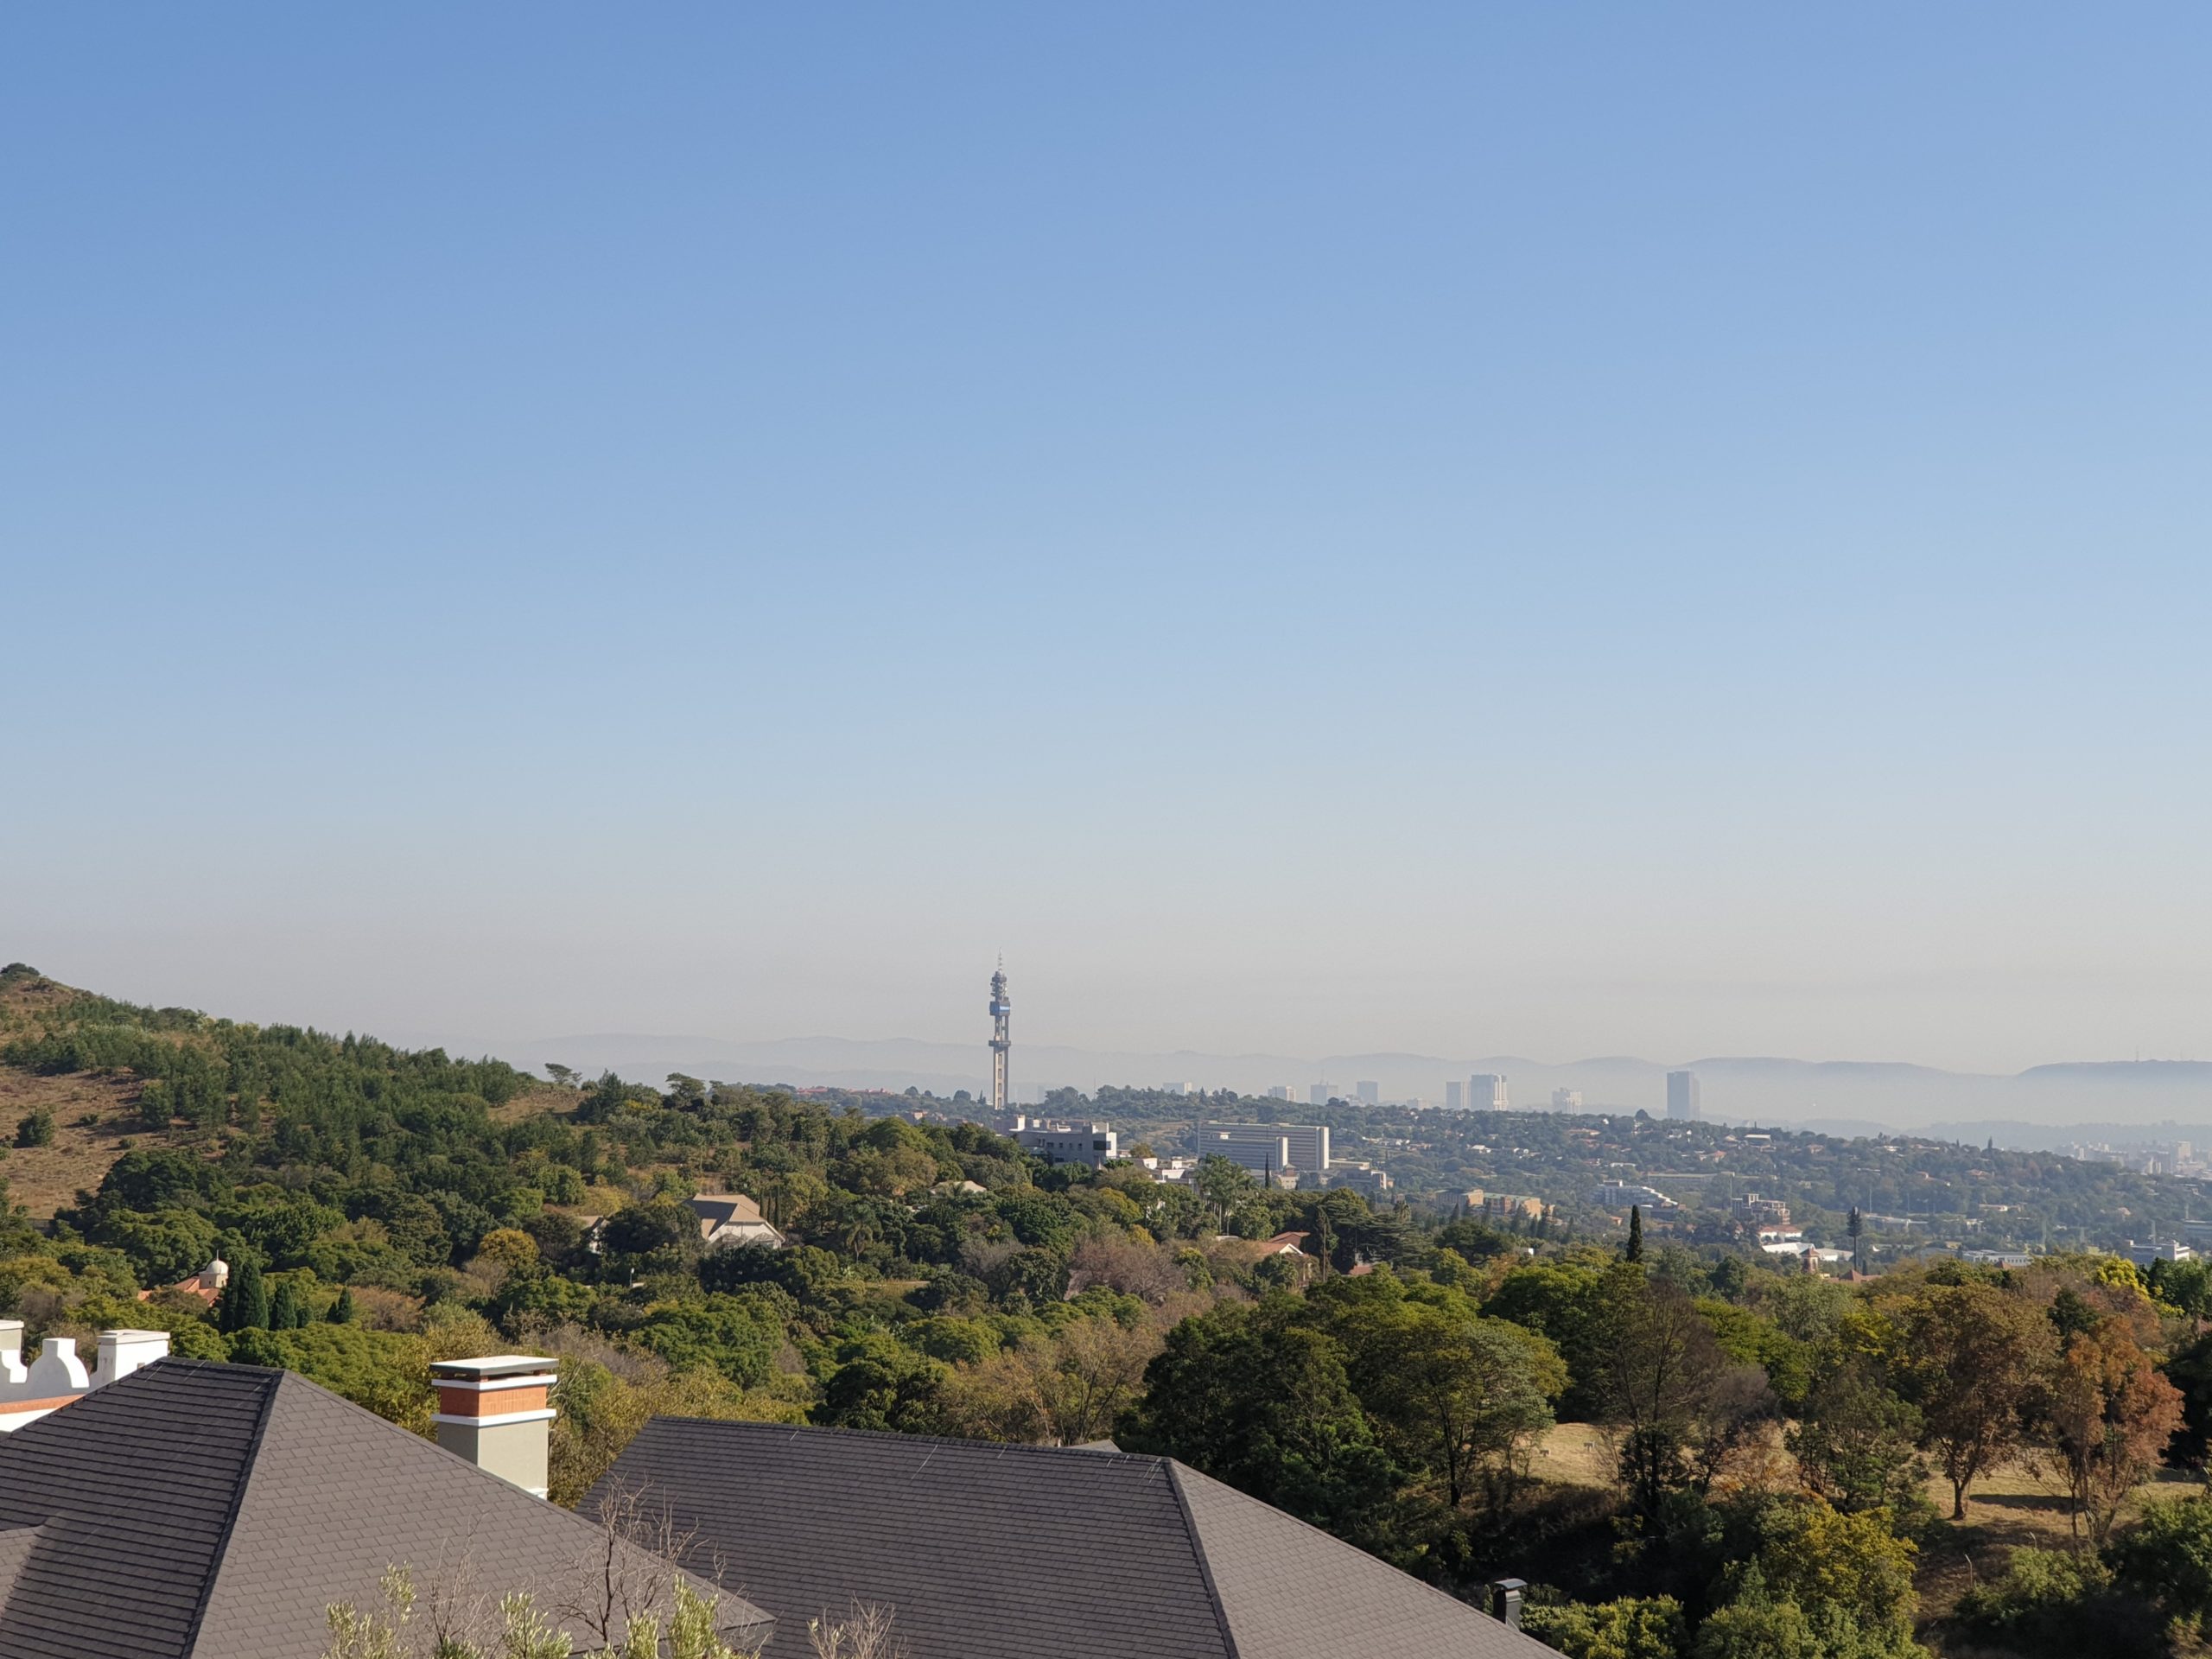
[429,1355,558,1497]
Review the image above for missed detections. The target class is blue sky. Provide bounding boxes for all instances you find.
[5,6,2209,1071]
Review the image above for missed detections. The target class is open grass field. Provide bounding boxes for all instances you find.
[0,1067,146,1219]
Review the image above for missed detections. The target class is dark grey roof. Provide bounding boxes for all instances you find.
[0,1360,771,1659]
[588,1418,1554,1659]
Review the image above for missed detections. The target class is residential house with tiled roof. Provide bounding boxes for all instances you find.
[588,1418,1554,1659]
[0,1361,772,1659]
[686,1193,785,1250]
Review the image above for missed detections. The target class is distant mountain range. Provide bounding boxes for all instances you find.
[403,1028,2212,1143]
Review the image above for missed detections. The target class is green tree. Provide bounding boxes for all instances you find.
[1627,1205,1644,1263]
[269,1277,306,1331]
[2107,1492,2212,1629]
[95,1206,219,1290]
[1730,1500,1921,1655]
[1118,1297,1401,1547]
[1310,1275,1564,1512]
[1786,1353,1924,1516]
[815,1336,948,1434]
[227,1324,432,1426]
[327,1286,357,1324]
[1599,1270,1765,1519]
[1892,1281,2056,1519]
[1484,1259,1613,1417]
[218,1256,270,1332]
[14,1108,54,1148]
[1522,1596,1687,1659]
[1192,1155,1258,1230]
[600,1198,702,1281]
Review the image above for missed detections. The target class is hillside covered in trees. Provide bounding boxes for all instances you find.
[6,963,2212,1658]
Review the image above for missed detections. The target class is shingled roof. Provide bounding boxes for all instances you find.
[588,1418,1554,1659]
[0,1360,772,1659]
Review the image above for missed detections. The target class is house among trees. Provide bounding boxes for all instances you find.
[137,1255,228,1306]
[685,1192,785,1250]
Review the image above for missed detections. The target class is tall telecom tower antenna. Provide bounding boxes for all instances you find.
[988,961,1012,1116]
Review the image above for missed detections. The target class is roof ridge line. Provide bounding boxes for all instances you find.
[1164,1461,1241,1659]
[175,1365,282,1657]
[652,1413,1168,1466]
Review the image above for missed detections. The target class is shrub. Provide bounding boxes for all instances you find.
[1522,1594,1688,1659]
[1955,1548,2160,1657]
[2109,1493,2212,1630]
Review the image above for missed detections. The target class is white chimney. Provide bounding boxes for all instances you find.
[0,1321,23,1388]
[430,1355,558,1497]
[93,1329,170,1386]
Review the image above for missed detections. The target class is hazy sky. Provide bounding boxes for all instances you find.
[6,7,2209,1073]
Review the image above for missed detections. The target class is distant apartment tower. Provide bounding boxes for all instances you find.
[1551,1088,1583,1112]
[1267,1085,1295,1102]
[1308,1083,1336,1106]
[1199,1122,1331,1178]
[1444,1080,1465,1111]
[1354,1080,1380,1105]
[1468,1073,1508,1110]
[1667,1070,1701,1120]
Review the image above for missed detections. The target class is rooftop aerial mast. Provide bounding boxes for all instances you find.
[988,963,1011,1116]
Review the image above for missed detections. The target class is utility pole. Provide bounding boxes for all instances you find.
[988,962,1012,1116]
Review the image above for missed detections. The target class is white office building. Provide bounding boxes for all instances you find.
[1551,1088,1583,1112]
[1445,1080,1465,1111]
[1012,1118,1121,1169]
[1468,1074,1508,1111]
[1198,1122,1332,1178]
[1354,1080,1380,1105]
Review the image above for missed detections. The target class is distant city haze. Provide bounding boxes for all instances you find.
[8,10,2212,1077]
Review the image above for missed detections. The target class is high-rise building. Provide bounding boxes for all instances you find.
[1199,1122,1331,1176]
[1308,1083,1336,1106]
[1667,1070,1701,1120]
[1445,1081,1465,1111]
[1552,1088,1583,1112]
[1354,1080,1380,1105]
[1468,1073,1508,1110]
[1267,1085,1295,1102]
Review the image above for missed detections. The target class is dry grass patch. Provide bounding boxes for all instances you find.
[1532,1421,1616,1487]
[0,1069,146,1218]
[491,1084,575,1125]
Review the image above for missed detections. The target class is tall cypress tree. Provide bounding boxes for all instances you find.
[219,1258,269,1333]
[1626,1205,1644,1262]
[327,1286,356,1325]
[268,1279,302,1331]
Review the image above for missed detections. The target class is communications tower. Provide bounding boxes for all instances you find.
[988,963,1011,1116]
